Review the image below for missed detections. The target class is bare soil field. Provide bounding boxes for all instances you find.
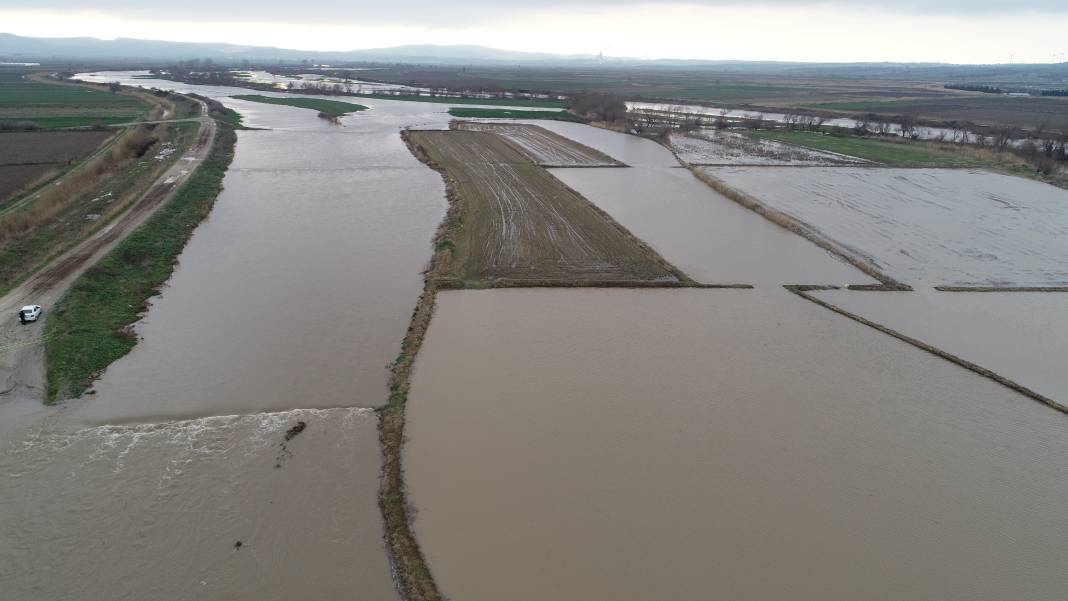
[708,167,1068,287]
[0,130,112,165]
[455,122,624,166]
[0,130,113,203]
[406,130,681,284]
[0,164,54,202]
[670,130,868,166]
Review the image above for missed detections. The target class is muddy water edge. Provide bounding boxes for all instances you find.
[1,80,461,599]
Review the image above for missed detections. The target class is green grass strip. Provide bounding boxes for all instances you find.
[231,94,367,117]
[447,108,584,122]
[43,122,237,402]
[746,130,986,167]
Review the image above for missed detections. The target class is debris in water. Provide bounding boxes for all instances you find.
[275,421,308,467]
[284,421,307,441]
[234,541,243,549]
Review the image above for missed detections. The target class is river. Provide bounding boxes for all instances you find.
[0,74,459,599]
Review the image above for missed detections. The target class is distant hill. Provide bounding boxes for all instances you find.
[1,33,1066,81]
[0,33,597,64]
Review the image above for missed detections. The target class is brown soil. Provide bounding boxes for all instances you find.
[0,164,55,203]
[453,122,625,167]
[405,129,686,285]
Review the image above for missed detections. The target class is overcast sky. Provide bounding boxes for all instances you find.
[2,1,1066,63]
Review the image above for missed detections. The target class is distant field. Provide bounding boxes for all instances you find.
[447,108,583,122]
[0,70,145,129]
[231,94,367,117]
[406,129,678,285]
[806,96,1068,130]
[745,131,986,167]
[363,65,1066,131]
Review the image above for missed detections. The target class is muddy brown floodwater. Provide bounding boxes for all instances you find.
[69,100,446,425]
[811,288,1068,403]
[3,82,465,599]
[551,166,872,285]
[406,288,1068,601]
[0,408,398,600]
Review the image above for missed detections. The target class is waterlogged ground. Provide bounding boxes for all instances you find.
[551,166,872,285]
[0,408,398,600]
[670,130,868,166]
[709,167,1068,287]
[812,288,1068,403]
[406,288,1068,601]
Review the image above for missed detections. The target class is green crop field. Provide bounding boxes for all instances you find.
[447,108,584,121]
[0,70,146,129]
[746,130,987,167]
[231,94,367,117]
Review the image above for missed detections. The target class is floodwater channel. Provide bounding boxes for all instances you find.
[1,77,457,599]
[406,288,1068,601]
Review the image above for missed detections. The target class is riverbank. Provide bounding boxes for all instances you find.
[44,117,232,401]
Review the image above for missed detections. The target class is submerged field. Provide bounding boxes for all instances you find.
[708,166,1068,286]
[670,130,868,166]
[456,122,623,167]
[405,288,1068,601]
[406,129,680,285]
[811,289,1068,403]
[745,131,988,167]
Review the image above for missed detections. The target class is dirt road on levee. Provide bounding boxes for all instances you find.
[0,102,215,405]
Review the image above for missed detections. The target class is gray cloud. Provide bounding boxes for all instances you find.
[6,0,1064,27]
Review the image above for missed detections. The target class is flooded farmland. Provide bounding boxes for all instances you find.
[709,167,1068,286]
[670,130,868,166]
[406,288,1068,601]
[811,288,1068,403]
[551,166,872,285]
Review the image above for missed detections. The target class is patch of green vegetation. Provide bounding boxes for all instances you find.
[44,122,236,402]
[746,130,987,167]
[365,94,565,108]
[0,72,147,128]
[447,108,584,122]
[232,94,367,117]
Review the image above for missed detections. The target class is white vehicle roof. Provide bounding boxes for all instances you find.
[20,305,38,311]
